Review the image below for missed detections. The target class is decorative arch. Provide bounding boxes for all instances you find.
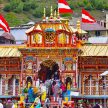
[38,59,59,82]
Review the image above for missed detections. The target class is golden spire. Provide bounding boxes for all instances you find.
[50,6,53,18]
[43,7,46,18]
[77,20,81,32]
[54,10,57,20]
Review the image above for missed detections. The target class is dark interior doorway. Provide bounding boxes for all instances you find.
[38,59,60,82]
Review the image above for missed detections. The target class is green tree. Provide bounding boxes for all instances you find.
[14,2,23,13]
[3,4,11,12]
[23,2,31,11]
[33,7,43,18]
[5,12,21,26]
[10,0,21,10]
[85,3,93,10]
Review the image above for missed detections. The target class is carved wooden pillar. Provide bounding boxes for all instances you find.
[5,79,8,95]
[13,76,15,96]
[15,75,20,96]
[42,33,45,47]
[1,75,6,95]
[0,76,2,95]
[75,59,78,88]
[20,56,24,94]
[82,74,84,95]
[4,74,12,95]
[0,75,2,95]
[23,73,26,87]
[55,34,58,47]
[69,34,72,46]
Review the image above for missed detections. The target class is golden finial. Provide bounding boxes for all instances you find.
[66,20,68,25]
[44,8,46,18]
[54,10,57,20]
[77,20,81,32]
[50,6,53,18]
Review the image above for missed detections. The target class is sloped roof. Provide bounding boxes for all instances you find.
[0,48,21,57]
[26,22,72,34]
[81,22,106,31]
[0,32,15,40]
[0,28,28,41]
[71,18,107,31]
[81,44,108,56]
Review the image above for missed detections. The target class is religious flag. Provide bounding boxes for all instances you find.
[82,9,96,23]
[58,0,73,13]
[0,14,10,32]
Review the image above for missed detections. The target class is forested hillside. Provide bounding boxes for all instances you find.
[0,0,108,26]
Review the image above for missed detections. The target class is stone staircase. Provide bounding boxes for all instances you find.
[50,97,60,108]
[41,96,60,108]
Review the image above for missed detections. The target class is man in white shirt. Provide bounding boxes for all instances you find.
[36,78,40,88]
[0,100,3,108]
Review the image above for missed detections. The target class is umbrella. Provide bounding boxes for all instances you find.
[100,71,108,76]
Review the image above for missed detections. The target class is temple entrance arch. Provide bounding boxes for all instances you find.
[38,59,60,82]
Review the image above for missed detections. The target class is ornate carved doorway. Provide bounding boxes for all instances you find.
[38,59,59,82]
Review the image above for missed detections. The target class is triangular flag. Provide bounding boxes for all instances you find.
[58,0,73,14]
[0,14,10,32]
[82,9,96,23]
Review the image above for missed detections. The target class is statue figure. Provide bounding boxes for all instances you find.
[67,82,71,90]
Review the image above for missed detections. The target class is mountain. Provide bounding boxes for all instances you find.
[0,0,108,27]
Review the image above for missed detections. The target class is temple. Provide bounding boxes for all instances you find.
[0,8,108,106]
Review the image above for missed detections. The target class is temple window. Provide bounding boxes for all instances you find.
[63,57,73,71]
[95,31,100,36]
[58,33,67,44]
[84,75,96,95]
[32,34,42,44]
[45,28,55,44]
[65,63,73,71]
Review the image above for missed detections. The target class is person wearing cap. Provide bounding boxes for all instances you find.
[0,100,3,108]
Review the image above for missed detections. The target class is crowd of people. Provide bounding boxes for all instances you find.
[32,78,67,108]
[0,71,104,108]
[0,99,18,108]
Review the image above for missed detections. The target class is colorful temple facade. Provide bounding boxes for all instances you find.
[0,10,108,105]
